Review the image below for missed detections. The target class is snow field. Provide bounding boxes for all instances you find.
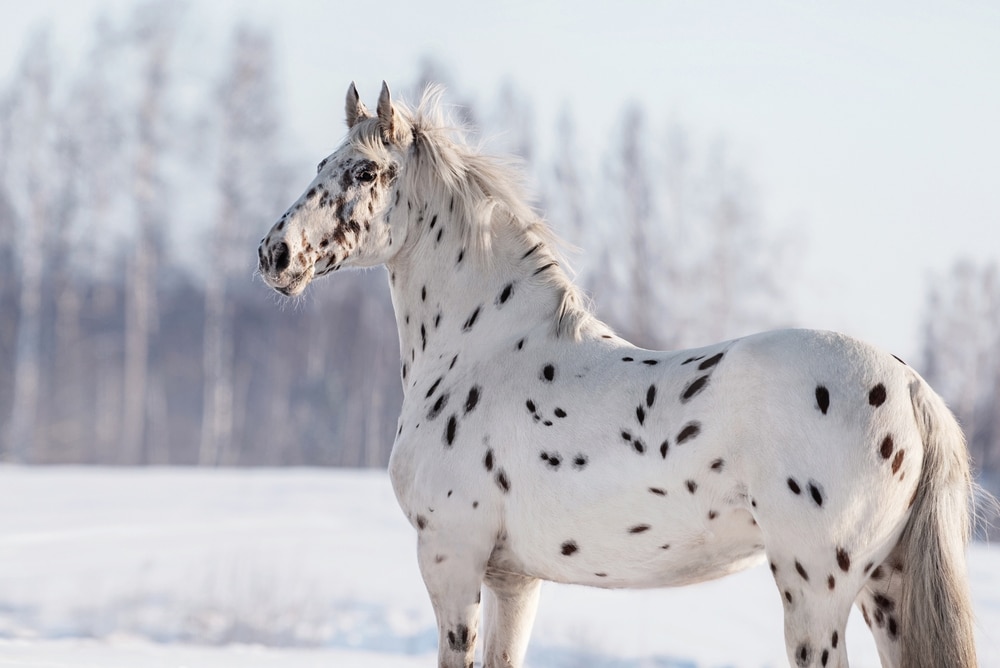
[0,467,997,667]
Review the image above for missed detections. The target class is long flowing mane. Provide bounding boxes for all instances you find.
[355,87,607,341]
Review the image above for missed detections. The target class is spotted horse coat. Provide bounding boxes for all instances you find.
[258,82,978,668]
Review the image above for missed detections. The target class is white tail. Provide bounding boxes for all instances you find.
[900,376,977,667]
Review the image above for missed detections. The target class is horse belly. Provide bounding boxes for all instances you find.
[495,477,766,589]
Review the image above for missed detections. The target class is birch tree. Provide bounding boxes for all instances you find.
[0,31,55,463]
[120,1,178,464]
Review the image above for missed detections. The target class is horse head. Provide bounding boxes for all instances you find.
[258,82,411,296]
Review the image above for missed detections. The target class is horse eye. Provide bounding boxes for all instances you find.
[358,169,377,183]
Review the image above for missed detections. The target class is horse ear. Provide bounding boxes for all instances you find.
[345,81,370,128]
[377,81,398,143]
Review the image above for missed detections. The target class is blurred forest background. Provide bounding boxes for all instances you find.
[0,2,997,494]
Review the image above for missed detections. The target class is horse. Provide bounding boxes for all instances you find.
[257,82,978,668]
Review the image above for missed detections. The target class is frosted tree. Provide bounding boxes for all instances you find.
[120,0,179,464]
[200,25,286,466]
[602,104,661,346]
[921,260,1000,480]
[0,30,56,463]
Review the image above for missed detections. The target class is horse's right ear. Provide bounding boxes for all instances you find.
[345,82,371,128]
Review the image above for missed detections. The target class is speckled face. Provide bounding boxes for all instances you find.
[257,138,401,296]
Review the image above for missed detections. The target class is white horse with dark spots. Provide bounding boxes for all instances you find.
[257,82,979,668]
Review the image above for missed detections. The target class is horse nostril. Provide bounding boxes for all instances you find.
[258,243,269,272]
[271,241,290,273]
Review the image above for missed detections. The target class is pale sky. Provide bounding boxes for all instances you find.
[3,0,999,361]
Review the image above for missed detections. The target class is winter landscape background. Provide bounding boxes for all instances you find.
[1,1,998,666]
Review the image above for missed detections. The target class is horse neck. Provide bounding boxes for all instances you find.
[386,188,594,392]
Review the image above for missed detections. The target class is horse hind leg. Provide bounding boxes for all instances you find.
[481,570,541,668]
[853,556,904,668]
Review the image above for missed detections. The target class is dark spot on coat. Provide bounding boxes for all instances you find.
[428,393,449,420]
[682,355,704,365]
[821,649,829,667]
[827,574,836,590]
[573,455,588,469]
[426,376,443,399]
[659,439,669,459]
[444,415,457,446]
[649,487,666,496]
[892,449,905,474]
[464,386,480,413]
[887,616,898,639]
[815,385,830,414]
[521,242,542,259]
[632,439,645,454]
[788,478,801,495]
[554,407,567,418]
[870,566,884,580]
[880,435,894,459]
[498,282,514,305]
[796,643,812,667]
[808,481,824,507]
[642,359,658,366]
[628,524,651,534]
[463,306,482,331]
[447,624,470,652]
[541,364,555,382]
[869,383,887,407]
[873,593,895,612]
[533,261,558,276]
[496,470,510,492]
[681,375,710,402]
[636,405,645,425]
[710,458,724,471]
[676,422,701,444]
[416,515,427,530]
[646,385,656,408]
[698,352,724,370]
[526,399,537,413]
[795,560,809,581]
[561,540,578,556]
[837,548,851,572]
[540,452,561,469]
[831,631,838,648]
[484,449,494,472]
[686,480,697,493]
[622,356,634,362]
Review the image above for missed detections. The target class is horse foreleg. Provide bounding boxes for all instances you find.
[418,534,489,668]
[481,571,541,668]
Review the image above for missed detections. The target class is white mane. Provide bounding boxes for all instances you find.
[354,87,605,341]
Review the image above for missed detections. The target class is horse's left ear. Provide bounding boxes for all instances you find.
[346,82,371,128]
[377,81,405,144]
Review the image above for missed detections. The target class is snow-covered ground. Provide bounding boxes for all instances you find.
[0,467,997,667]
